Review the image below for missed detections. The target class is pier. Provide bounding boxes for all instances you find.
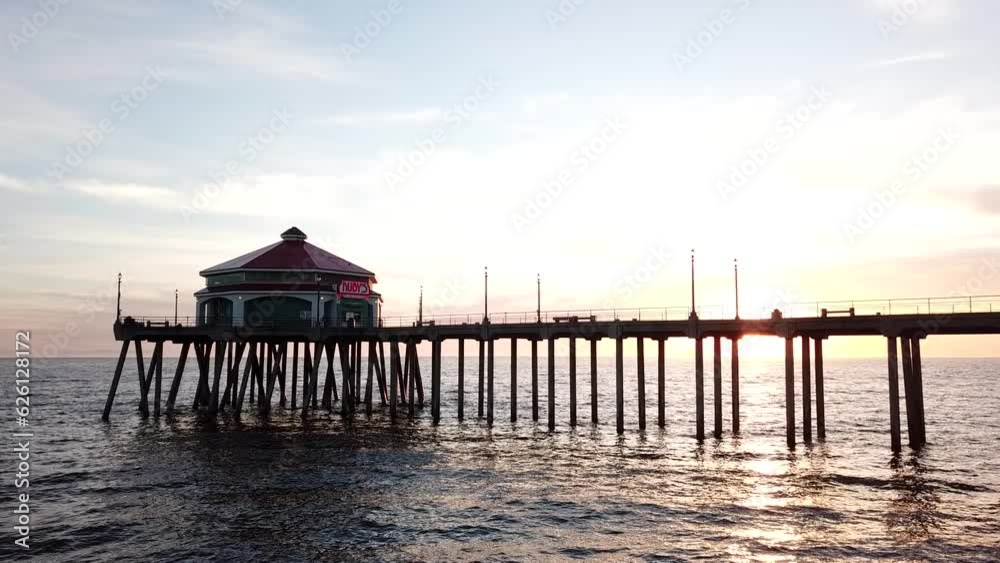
[104,302,1000,453]
[99,228,1000,452]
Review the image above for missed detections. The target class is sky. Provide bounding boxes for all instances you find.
[1,0,999,358]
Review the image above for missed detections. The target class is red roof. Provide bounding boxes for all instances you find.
[200,228,375,278]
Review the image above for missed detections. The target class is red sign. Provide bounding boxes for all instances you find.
[338,280,370,300]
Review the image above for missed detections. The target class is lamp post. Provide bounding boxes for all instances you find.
[419,285,424,325]
[690,250,696,318]
[537,273,541,323]
[484,266,489,323]
[174,289,179,325]
[116,273,122,322]
[734,258,740,320]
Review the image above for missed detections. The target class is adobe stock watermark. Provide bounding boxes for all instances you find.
[510,117,627,233]
[212,0,244,20]
[673,0,752,72]
[717,85,832,202]
[917,253,1000,336]
[38,274,122,359]
[179,108,294,222]
[340,0,408,62]
[545,0,588,30]
[428,278,468,311]
[878,0,933,40]
[600,245,674,310]
[842,127,958,243]
[47,66,167,182]
[7,0,71,53]
[383,75,498,191]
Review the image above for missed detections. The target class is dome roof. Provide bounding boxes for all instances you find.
[199,228,375,278]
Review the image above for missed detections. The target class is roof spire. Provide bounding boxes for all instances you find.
[281,227,307,241]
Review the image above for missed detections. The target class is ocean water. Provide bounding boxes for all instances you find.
[1,356,999,562]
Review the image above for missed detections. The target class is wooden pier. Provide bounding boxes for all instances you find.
[103,308,1000,452]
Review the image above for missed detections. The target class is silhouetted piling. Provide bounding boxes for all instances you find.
[510,338,518,423]
[731,337,740,434]
[713,335,722,439]
[784,336,795,449]
[886,336,902,452]
[569,337,577,427]
[657,338,665,428]
[802,336,812,444]
[695,337,704,441]
[458,339,465,420]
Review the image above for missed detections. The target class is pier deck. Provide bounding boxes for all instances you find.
[103,304,1000,453]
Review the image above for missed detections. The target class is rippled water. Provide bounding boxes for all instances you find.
[2,356,999,562]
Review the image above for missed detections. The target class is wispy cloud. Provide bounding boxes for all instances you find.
[867,50,955,68]
[327,108,443,127]
[0,174,37,193]
[69,182,184,209]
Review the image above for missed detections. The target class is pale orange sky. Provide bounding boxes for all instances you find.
[2,1,999,358]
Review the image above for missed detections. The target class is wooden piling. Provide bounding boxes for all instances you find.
[408,342,417,418]
[911,336,926,446]
[478,339,485,419]
[511,338,518,423]
[135,340,149,416]
[389,341,399,420]
[548,337,556,431]
[615,336,624,435]
[784,336,795,449]
[322,341,336,409]
[209,341,224,416]
[102,340,131,421]
[301,343,312,413]
[591,339,598,425]
[236,344,256,417]
[657,338,665,428]
[487,339,495,426]
[365,341,376,415]
[377,341,388,405]
[165,341,190,415]
[637,337,646,431]
[900,337,917,449]
[431,339,441,424]
[713,335,722,439]
[458,339,465,420]
[802,336,812,444]
[695,337,704,441]
[731,337,740,435]
[814,337,825,441]
[887,336,902,453]
[532,339,539,422]
[220,342,244,411]
[279,342,288,407]
[154,342,164,417]
[312,342,322,409]
[355,340,363,404]
[569,337,577,427]
[289,342,298,409]
[341,341,354,417]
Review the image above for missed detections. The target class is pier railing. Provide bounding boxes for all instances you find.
[122,294,1000,330]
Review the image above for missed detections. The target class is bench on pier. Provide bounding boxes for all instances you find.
[821,307,855,318]
[145,320,170,328]
[553,315,596,323]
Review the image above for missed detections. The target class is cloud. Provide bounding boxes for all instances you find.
[166,32,346,83]
[867,50,954,68]
[0,174,37,193]
[869,0,957,22]
[944,185,1000,215]
[68,182,184,209]
[327,108,443,127]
